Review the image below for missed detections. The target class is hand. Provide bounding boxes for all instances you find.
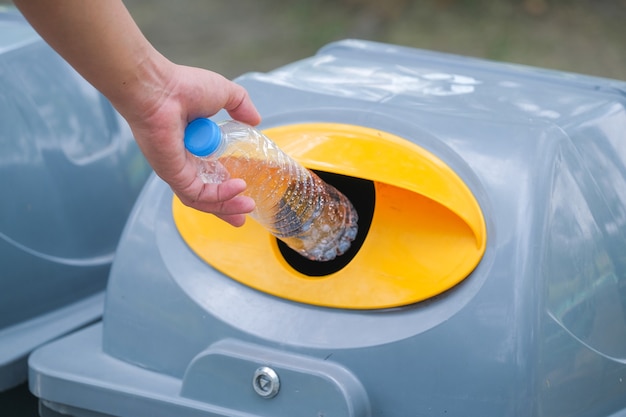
[122,63,262,227]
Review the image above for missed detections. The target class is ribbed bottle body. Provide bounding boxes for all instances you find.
[192,120,358,262]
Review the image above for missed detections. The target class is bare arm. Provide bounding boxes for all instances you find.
[13,0,261,226]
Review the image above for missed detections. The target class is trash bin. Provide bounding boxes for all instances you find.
[29,39,626,417]
[0,7,150,395]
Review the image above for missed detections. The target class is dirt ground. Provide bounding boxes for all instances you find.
[120,0,626,81]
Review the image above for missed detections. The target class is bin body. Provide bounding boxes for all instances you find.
[0,9,150,391]
[29,39,626,417]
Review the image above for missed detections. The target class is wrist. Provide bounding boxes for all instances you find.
[108,49,176,125]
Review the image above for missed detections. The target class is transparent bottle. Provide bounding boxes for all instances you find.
[184,118,358,262]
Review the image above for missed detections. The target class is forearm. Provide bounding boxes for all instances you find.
[13,0,170,118]
[13,0,261,225]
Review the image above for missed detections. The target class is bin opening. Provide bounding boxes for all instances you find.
[277,171,375,277]
[173,122,486,309]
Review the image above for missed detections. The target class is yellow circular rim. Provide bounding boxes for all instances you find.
[173,123,486,309]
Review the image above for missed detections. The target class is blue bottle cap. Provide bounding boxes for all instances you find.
[184,118,222,157]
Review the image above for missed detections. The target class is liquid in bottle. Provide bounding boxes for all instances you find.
[184,118,358,262]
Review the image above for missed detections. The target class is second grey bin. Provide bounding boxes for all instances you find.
[0,9,150,393]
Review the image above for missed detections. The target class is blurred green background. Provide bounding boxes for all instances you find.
[118,0,626,80]
[2,0,625,80]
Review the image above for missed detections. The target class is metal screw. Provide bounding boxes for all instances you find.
[253,366,280,399]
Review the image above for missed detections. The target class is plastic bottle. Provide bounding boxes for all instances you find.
[183,118,358,262]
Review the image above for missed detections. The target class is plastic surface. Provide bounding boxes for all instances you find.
[0,8,150,391]
[175,122,485,308]
[184,119,358,262]
[30,39,626,417]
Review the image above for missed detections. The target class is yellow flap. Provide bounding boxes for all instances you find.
[173,123,486,309]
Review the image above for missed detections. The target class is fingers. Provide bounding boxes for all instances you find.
[214,213,248,228]
[224,84,262,126]
[211,178,248,202]
[187,67,261,126]
[177,178,256,227]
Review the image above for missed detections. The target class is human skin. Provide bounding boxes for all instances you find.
[13,0,262,227]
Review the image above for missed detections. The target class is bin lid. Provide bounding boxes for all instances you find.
[174,122,486,309]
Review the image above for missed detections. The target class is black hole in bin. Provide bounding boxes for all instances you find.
[277,171,375,277]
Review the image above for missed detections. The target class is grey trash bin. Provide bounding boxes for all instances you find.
[29,39,626,417]
[0,7,150,395]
